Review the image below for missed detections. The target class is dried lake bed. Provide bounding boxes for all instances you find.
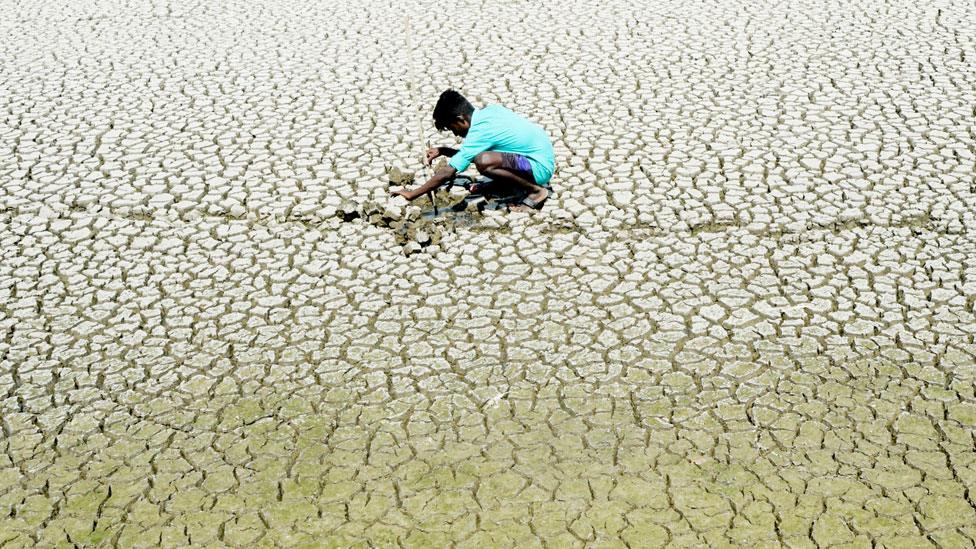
[1,0,975,546]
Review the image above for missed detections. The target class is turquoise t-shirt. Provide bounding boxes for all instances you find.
[448,105,555,185]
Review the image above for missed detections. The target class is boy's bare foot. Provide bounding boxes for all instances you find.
[508,187,550,212]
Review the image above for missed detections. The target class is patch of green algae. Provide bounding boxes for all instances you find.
[6,345,976,548]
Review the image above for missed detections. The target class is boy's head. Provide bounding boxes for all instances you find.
[433,89,474,137]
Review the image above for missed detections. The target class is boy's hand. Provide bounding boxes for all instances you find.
[424,147,441,166]
[390,188,417,201]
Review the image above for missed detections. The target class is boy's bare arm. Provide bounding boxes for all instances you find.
[391,166,457,201]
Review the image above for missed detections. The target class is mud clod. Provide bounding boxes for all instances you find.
[386,166,415,186]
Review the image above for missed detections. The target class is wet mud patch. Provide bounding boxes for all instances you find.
[689,220,741,236]
[808,212,938,234]
[342,170,556,254]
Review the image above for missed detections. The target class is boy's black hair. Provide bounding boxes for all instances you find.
[432,89,474,131]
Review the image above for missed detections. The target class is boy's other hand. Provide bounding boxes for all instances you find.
[424,147,441,166]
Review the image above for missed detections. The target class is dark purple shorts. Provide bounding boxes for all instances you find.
[499,153,535,183]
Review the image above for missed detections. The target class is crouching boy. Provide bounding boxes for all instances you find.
[391,89,555,211]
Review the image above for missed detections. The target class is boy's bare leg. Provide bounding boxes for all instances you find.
[474,152,549,207]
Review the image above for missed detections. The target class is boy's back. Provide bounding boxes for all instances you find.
[449,104,555,185]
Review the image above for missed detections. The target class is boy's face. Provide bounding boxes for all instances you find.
[445,117,470,138]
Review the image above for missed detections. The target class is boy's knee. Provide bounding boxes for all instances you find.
[474,152,495,174]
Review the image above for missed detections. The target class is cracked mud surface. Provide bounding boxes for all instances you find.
[2,0,976,547]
